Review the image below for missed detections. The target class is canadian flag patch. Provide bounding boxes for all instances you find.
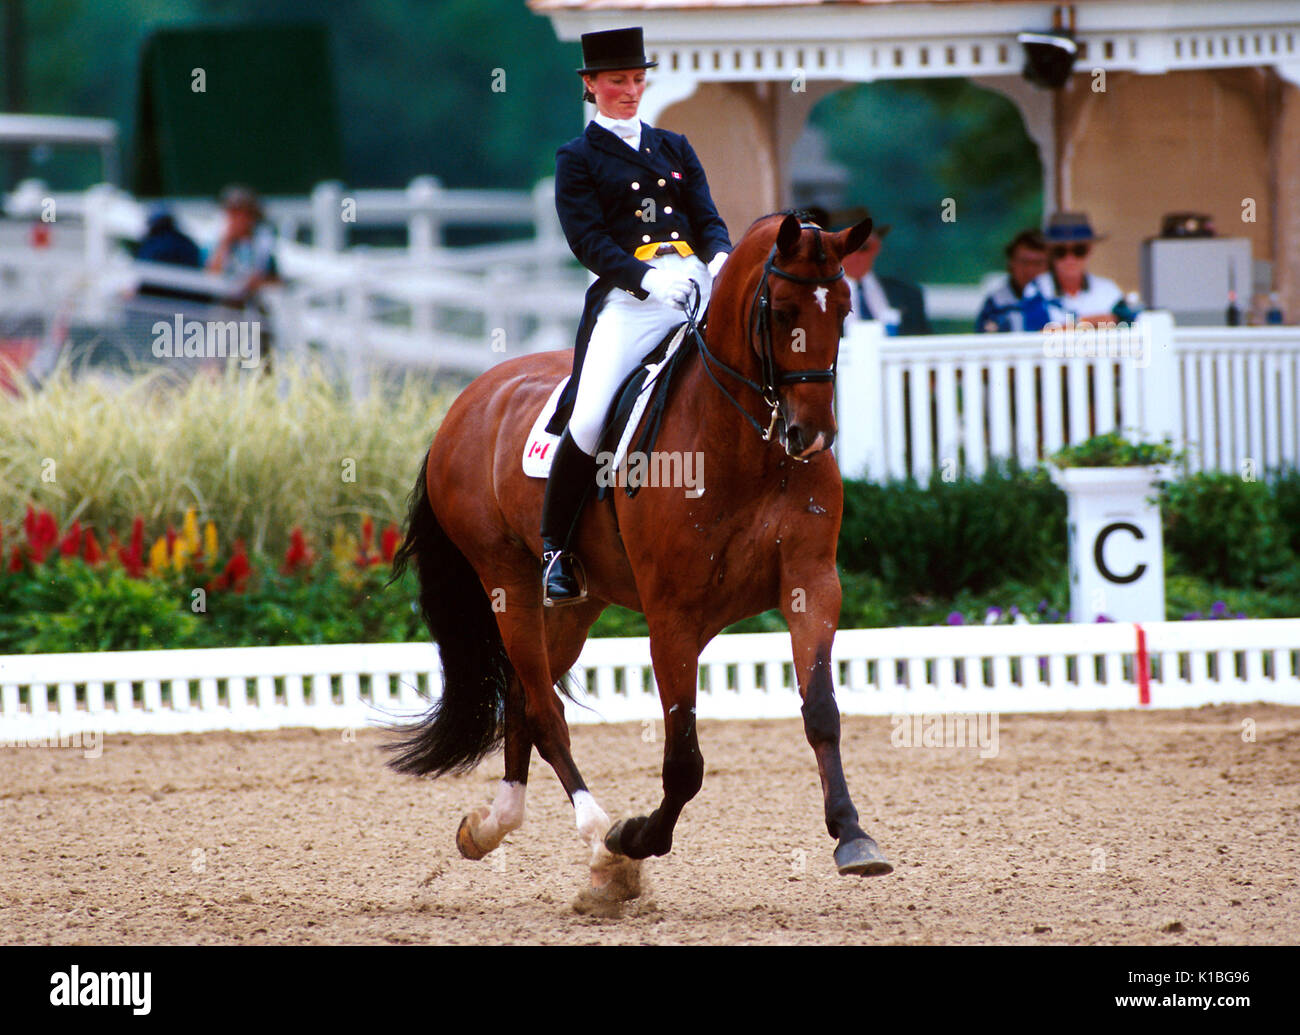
[671,170,682,179]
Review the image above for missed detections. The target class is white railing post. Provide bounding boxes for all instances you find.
[311,180,346,253]
[533,176,563,257]
[1136,310,1180,449]
[835,320,885,480]
[406,176,442,336]
[405,175,442,261]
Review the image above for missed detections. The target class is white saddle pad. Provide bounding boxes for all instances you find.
[522,323,689,479]
[522,377,569,478]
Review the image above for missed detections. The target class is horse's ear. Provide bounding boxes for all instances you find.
[842,217,874,256]
[776,213,802,256]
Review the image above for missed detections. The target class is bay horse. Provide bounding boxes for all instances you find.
[388,210,892,909]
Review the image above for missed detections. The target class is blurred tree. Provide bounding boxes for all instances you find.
[810,79,1043,289]
[22,0,1044,289]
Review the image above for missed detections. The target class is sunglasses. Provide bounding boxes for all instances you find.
[1051,244,1091,259]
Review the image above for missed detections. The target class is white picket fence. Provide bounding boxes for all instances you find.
[835,313,1300,481]
[1,621,1297,744]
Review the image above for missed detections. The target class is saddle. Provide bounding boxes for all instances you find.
[522,319,696,500]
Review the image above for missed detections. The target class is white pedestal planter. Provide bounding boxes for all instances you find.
[1049,465,1169,623]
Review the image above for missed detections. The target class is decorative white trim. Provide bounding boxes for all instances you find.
[547,3,1300,83]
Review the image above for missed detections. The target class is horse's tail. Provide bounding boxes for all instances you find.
[384,451,510,776]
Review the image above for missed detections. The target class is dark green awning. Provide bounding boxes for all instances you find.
[133,22,344,197]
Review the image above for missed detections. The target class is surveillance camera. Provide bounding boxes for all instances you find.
[1017,31,1079,90]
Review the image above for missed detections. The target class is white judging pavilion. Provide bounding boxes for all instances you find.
[531,0,1300,321]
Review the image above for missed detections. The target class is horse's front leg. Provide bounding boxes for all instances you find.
[782,567,893,876]
[604,618,704,861]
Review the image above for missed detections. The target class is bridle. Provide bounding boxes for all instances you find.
[687,224,845,444]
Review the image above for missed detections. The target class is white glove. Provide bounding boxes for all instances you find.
[641,266,693,310]
[707,251,729,279]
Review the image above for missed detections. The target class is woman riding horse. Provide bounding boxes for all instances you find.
[540,26,732,606]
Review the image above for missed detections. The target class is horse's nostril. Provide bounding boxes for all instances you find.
[786,425,804,454]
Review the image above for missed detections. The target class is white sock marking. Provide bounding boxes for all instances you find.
[476,780,526,845]
[573,790,611,848]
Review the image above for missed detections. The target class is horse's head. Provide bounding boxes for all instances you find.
[708,210,873,461]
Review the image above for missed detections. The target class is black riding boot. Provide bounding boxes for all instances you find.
[540,430,598,606]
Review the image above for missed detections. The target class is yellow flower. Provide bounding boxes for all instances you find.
[173,536,191,572]
[148,536,169,575]
[182,508,201,557]
[204,521,218,562]
[331,523,362,586]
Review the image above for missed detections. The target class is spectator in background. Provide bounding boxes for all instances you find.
[137,205,201,268]
[135,205,207,303]
[206,184,280,305]
[837,206,931,335]
[1029,212,1136,326]
[975,229,1052,332]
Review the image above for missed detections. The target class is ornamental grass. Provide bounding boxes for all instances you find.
[0,355,453,557]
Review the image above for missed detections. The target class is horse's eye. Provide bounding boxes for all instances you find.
[772,308,795,325]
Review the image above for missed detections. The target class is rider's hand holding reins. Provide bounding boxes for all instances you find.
[641,266,694,310]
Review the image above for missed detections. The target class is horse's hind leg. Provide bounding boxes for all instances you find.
[534,602,644,905]
[471,563,641,904]
[455,670,531,860]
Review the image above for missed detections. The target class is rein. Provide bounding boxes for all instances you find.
[687,227,845,443]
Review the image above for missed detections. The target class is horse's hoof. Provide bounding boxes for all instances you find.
[456,815,489,861]
[603,818,629,856]
[835,837,893,876]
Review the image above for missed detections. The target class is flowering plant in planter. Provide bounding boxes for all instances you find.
[1049,431,1180,469]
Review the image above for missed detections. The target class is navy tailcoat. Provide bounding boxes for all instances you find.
[545,120,731,435]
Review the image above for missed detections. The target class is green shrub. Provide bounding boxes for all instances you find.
[838,462,1066,597]
[1161,472,1294,587]
[0,555,423,653]
[0,560,203,652]
[1272,467,1300,558]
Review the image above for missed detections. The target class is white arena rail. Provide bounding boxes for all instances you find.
[1,620,1297,743]
[835,314,1300,482]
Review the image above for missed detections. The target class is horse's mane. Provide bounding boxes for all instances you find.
[742,208,825,236]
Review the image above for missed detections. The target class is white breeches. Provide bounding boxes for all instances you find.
[568,251,712,457]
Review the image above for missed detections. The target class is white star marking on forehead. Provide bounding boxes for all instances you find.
[813,285,829,312]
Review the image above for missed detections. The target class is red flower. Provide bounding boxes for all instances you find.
[122,517,146,578]
[381,523,401,564]
[8,545,22,573]
[84,530,103,565]
[25,507,58,564]
[58,519,82,558]
[281,527,316,575]
[209,539,252,593]
[355,516,379,568]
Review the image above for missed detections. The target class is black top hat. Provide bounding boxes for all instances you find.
[576,27,657,76]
